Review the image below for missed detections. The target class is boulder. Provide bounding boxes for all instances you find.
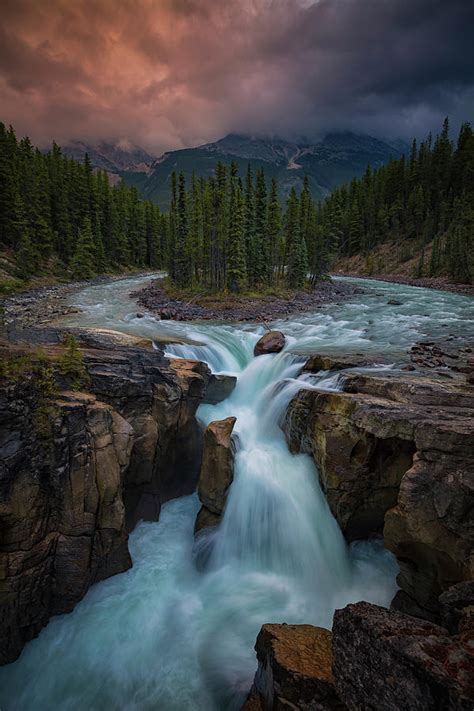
[203,373,237,404]
[284,369,474,618]
[254,331,286,357]
[247,623,342,710]
[332,602,474,710]
[195,416,236,531]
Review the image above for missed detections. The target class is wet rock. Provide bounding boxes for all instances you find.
[284,368,474,618]
[332,602,474,710]
[159,307,177,320]
[387,299,403,305]
[303,353,378,372]
[254,331,286,357]
[247,623,342,710]
[195,416,236,531]
[203,373,237,404]
[0,385,133,665]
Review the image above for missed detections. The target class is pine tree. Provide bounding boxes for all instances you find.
[70,218,97,279]
[227,180,247,292]
[266,177,282,284]
[16,228,38,280]
[174,173,191,287]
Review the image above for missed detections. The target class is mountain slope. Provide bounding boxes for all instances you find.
[61,141,156,174]
[121,132,406,208]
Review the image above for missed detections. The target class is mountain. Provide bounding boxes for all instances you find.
[61,140,156,175]
[120,132,407,208]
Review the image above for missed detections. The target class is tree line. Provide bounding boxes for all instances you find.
[314,118,474,283]
[166,164,324,291]
[2,118,473,290]
[0,122,165,280]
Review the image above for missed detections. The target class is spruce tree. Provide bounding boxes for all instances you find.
[227,180,247,292]
[70,218,96,279]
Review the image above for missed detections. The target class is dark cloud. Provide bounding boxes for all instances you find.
[0,0,473,152]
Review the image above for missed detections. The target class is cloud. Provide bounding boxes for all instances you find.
[0,0,473,152]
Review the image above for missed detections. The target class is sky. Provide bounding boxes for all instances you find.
[1,0,474,154]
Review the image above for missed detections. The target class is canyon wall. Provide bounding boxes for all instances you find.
[0,331,211,664]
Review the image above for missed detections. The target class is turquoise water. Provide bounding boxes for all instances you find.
[0,276,471,710]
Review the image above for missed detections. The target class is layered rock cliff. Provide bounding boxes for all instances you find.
[284,365,474,621]
[0,330,211,664]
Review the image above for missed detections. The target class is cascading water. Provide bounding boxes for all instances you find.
[1,275,472,710]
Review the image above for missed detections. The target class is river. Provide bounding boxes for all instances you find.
[1,275,472,710]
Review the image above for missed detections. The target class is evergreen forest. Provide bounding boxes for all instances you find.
[1,118,473,291]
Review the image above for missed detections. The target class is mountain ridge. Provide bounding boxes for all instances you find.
[59,132,408,207]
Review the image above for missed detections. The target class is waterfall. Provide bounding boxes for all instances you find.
[13,276,468,709]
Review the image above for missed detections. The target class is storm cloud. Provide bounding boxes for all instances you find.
[1,0,473,152]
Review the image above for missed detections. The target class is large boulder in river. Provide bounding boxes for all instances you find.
[254,331,286,356]
[284,367,474,620]
[195,416,236,532]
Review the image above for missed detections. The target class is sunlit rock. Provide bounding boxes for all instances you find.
[254,331,286,356]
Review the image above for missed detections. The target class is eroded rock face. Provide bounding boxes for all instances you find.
[246,623,342,710]
[195,416,236,532]
[0,332,212,664]
[0,382,133,665]
[284,369,474,618]
[332,602,474,711]
[254,331,286,357]
[80,341,210,529]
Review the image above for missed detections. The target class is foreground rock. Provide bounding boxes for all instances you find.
[195,416,236,532]
[0,330,211,663]
[245,598,474,710]
[245,623,342,710]
[254,331,286,357]
[333,602,474,710]
[284,368,474,619]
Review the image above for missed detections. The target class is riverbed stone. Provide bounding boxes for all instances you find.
[254,331,286,356]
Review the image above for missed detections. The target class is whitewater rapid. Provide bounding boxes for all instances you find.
[1,275,472,710]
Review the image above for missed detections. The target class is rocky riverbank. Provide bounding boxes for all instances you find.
[244,594,474,710]
[0,272,157,330]
[134,278,364,322]
[0,326,230,664]
[335,271,474,296]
